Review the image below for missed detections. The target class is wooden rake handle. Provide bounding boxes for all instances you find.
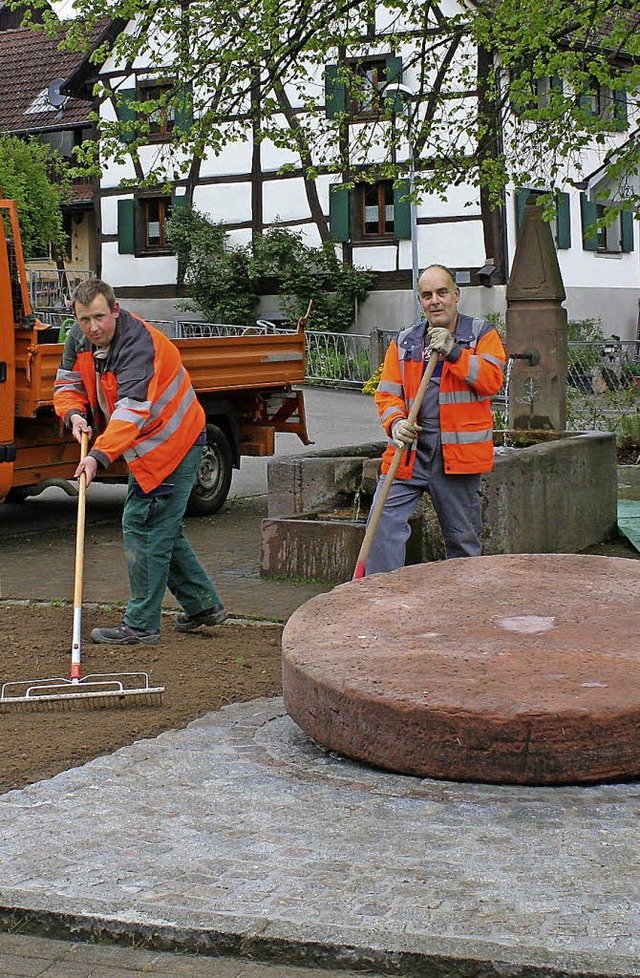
[352,351,439,580]
[73,432,89,614]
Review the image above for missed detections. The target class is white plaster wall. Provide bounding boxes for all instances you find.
[262,178,312,224]
[419,184,480,218]
[101,243,178,287]
[564,289,639,339]
[199,140,253,180]
[417,220,486,270]
[260,138,300,174]
[101,196,121,237]
[193,183,252,224]
[101,157,136,191]
[352,245,399,272]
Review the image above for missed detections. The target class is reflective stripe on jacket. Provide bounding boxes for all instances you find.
[53,309,205,492]
[374,313,506,478]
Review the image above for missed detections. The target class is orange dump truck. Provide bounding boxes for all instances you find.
[0,198,310,515]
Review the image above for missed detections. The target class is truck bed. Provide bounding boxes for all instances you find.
[15,325,307,417]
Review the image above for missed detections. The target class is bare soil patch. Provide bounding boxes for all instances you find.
[0,604,282,794]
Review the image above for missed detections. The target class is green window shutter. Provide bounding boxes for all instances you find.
[174,81,193,134]
[579,92,595,116]
[115,88,137,144]
[580,194,598,251]
[550,75,563,93]
[393,179,412,240]
[515,187,532,235]
[171,194,189,214]
[325,64,346,119]
[556,192,571,249]
[621,210,634,253]
[614,88,628,130]
[329,184,350,242]
[117,199,135,254]
[385,55,404,114]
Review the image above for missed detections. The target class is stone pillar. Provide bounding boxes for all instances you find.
[506,197,568,431]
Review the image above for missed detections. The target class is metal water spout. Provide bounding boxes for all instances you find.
[509,348,541,367]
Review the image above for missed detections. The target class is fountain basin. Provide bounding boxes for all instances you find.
[262,431,617,583]
[282,554,640,785]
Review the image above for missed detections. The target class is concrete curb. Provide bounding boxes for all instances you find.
[0,902,638,978]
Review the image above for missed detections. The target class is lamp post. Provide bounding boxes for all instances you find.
[386,82,421,323]
[408,140,420,323]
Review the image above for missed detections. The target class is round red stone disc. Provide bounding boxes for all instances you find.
[282,554,640,785]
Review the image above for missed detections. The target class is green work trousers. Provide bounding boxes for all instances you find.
[122,445,221,633]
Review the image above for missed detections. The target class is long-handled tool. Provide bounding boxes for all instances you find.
[0,434,164,711]
[353,350,439,580]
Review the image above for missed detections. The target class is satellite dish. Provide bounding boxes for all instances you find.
[47,79,68,109]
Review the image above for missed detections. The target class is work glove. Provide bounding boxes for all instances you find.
[391,417,421,449]
[427,327,455,357]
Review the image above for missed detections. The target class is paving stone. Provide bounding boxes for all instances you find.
[0,698,640,977]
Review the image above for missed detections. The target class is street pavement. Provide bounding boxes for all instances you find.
[0,387,383,619]
[2,386,640,978]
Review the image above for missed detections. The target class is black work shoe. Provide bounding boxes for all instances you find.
[90,623,160,645]
[175,605,228,632]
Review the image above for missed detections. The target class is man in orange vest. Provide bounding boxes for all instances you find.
[366,263,506,575]
[53,279,226,643]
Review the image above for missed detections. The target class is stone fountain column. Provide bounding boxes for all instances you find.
[506,197,568,431]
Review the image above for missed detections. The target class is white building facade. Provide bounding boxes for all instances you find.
[95,0,640,338]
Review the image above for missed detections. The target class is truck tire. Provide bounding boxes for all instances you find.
[186,423,233,516]
[5,487,31,502]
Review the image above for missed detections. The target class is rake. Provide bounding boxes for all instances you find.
[353,350,439,580]
[0,433,165,711]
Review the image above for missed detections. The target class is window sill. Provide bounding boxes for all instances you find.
[352,237,397,246]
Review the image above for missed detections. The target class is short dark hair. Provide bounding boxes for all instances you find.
[72,279,117,313]
[420,264,457,289]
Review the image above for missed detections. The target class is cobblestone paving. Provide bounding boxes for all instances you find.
[1,698,639,978]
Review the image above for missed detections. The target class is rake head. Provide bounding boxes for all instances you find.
[0,673,165,712]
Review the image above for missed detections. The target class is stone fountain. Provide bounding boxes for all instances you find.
[262,198,617,584]
[273,198,638,786]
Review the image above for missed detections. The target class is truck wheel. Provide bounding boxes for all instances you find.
[187,423,233,516]
[5,487,31,503]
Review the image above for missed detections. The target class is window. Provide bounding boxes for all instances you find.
[580,194,634,254]
[515,188,571,249]
[350,58,388,116]
[140,83,176,140]
[360,181,394,237]
[579,81,627,130]
[329,179,411,243]
[141,197,171,250]
[117,195,188,256]
[115,82,193,145]
[324,56,403,119]
[510,69,562,114]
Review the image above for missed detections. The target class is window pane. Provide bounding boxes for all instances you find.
[144,198,166,247]
[364,185,380,234]
[383,183,394,233]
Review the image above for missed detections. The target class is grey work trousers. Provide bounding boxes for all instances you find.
[364,435,483,575]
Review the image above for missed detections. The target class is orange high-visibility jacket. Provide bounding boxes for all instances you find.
[375,313,506,478]
[53,309,205,493]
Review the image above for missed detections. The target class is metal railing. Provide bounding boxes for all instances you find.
[304,330,372,387]
[28,268,95,311]
[29,308,640,433]
[175,321,372,388]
